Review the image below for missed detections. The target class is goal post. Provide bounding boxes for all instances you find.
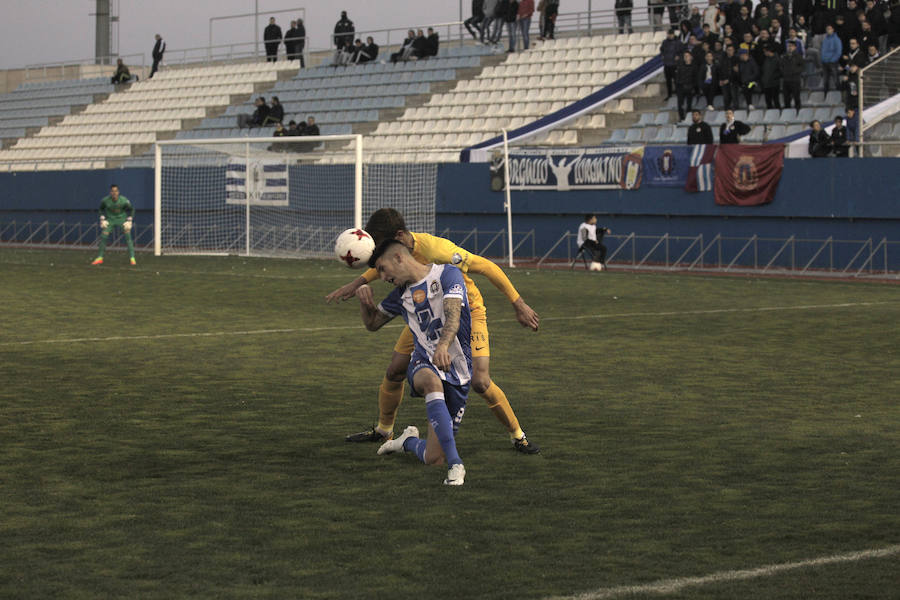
[153,135,437,259]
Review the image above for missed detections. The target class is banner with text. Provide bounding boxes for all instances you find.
[501,147,645,191]
[226,159,290,206]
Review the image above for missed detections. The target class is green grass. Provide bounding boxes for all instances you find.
[1,248,899,599]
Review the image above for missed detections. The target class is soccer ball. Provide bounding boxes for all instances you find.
[334,228,375,269]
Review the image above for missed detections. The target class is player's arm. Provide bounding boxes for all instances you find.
[123,198,135,232]
[433,297,462,371]
[357,284,394,331]
[325,269,377,304]
[98,199,109,230]
[466,254,540,331]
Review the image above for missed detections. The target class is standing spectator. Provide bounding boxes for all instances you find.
[543,0,559,40]
[675,51,697,121]
[263,96,284,125]
[733,6,754,39]
[465,0,486,40]
[843,38,868,69]
[426,27,440,57]
[391,30,416,62]
[793,0,814,24]
[660,29,683,100]
[737,48,760,109]
[333,11,355,49]
[357,36,379,63]
[781,40,804,109]
[845,106,860,151]
[483,0,500,43]
[842,63,862,108]
[649,0,666,33]
[491,0,509,44]
[821,24,843,94]
[687,109,715,144]
[149,34,165,79]
[616,0,634,35]
[756,5,773,32]
[689,6,703,31]
[704,0,726,35]
[110,58,133,84]
[699,52,718,110]
[537,0,547,39]
[720,109,751,143]
[264,17,282,62]
[504,0,520,52]
[866,43,880,63]
[295,19,307,67]
[785,27,806,56]
[831,115,849,156]
[285,20,301,62]
[518,0,535,50]
[237,97,270,129]
[760,46,783,109]
[808,120,832,156]
[717,44,739,110]
[666,0,685,28]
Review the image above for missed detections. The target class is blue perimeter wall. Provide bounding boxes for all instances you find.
[1,158,898,264]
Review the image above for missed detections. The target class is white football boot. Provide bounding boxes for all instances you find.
[443,463,466,486]
[377,425,419,455]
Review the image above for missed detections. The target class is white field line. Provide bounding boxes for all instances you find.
[1,301,896,348]
[547,544,900,600]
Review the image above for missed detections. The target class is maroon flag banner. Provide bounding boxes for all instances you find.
[714,145,785,206]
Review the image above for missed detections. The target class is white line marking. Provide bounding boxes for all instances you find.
[2,301,895,348]
[548,544,900,600]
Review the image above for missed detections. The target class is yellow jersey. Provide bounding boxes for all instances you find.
[362,231,521,312]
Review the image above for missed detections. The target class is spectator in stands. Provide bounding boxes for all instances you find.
[426,27,440,57]
[675,51,697,121]
[781,40,804,109]
[649,0,666,33]
[503,0,520,52]
[615,0,634,34]
[831,115,850,156]
[412,29,430,58]
[760,46,783,109]
[334,11,355,50]
[769,18,785,46]
[661,29,683,100]
[808,120,832,156]
[843,38,868,69]
[577,215,610,271]
[845,106,860,146]
[717,44,739,110]
[756,5,772,32]
[699,52,718,110]
[149,34,165,79]
[357,36,379,63]
[484,0,500,43]
[536,0,547,39]
[690,6,704,32]
[784,27,805,56]
[687,109,715,144]
[263,96,284,125]
[821,24,843,94]
[888,7,900,50]
[465,0,485,40]
[518,0,535,49]
[295,19,307,67]
[237,97,270,129]
[285,20,303,62]
[794,0,814,24]
[678,20,692,44]
[704,0,726,35]
[833,14,851,50]
[720,109,751,143]
[842,62,862,108]
[335,40,354,66]
[543,0,559,40]
[859,20,877,52]
[391,30,416,62]
[667,0,686,29]
[287,120,304,135]
[303,116,320,137]
[110,58,133,84]
[866,43,880,63]
[272,122,287,137]
[264,17,282,62]
[736,48,760,109]
[733,5,754,39]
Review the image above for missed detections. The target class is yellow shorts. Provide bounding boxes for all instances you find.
[394,305,490,358]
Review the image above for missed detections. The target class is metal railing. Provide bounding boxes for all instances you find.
[24,53,146,82]
[859,46,900,149]
[437,228,536,262]
[537,231,899,278]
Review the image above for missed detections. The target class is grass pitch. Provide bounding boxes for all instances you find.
[1,248,898,599]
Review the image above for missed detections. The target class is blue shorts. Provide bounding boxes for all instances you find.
[407,357,469,433]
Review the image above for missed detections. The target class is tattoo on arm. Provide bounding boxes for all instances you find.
[361,304,393,331]
[438,298,462,346]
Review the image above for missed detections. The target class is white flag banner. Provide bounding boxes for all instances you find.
[225,158,289,206]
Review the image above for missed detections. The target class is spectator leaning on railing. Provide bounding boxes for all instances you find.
[808,120,832,157]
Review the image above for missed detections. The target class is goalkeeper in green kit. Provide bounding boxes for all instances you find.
[92,184,136,265]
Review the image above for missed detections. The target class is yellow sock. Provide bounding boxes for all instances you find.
[480,382,524,440]
[376,377,405,435]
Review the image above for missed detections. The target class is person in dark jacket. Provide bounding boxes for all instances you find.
[687,109,715,144]
[503,0,520,52]
[237,97,270,129]
[465,0,485,39]
[808,120,832,157]
[285,21,303,63]
[411,29,430,58]
[264,17,282,62]
[736,48,759,109]
[660,29,683,99]
[615,0,634,34]
[391,30,416,62]
[263,96,284,125]
[720,109,751,143]
[150,34,165,79]
[697,52,718,109]
[760,46,782,109]
[295,19,307,67]
[357,36,379,63]
[110,58,133,84]
[426,27,440,57]
[333,11,355,49]
[831,115,849,157]
[780,40,803,109]
[675,51,697,121]
[716,44,738,110]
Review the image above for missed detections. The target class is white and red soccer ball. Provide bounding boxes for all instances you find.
[334,228,375,268]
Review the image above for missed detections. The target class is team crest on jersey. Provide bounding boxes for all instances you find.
[733,155,759,191]
[430,281,440,294]
[451,252,463,265]
[412,289,426,303]
[448,284,464,296]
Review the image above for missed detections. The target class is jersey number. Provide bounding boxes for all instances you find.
[415,307,443,341]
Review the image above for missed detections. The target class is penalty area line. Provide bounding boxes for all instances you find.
[548,544,900,600]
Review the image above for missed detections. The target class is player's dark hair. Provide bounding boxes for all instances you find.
[584,213,595,222]
[368,238,406,268]
[365,208,408,245]
[110,184,118,189]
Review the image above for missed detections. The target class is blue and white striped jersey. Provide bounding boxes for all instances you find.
[377,264,472,386]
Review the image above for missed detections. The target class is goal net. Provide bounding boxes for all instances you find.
[154,135,437,258]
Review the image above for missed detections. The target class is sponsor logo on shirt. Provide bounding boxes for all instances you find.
[430,281,439,294]
[448,284,464,296]
[413,289,426,303]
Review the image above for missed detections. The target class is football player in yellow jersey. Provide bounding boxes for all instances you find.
[326,208,541,453]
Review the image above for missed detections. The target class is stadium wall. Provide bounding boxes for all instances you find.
[1,159,898,268]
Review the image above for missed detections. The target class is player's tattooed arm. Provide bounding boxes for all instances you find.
[434,297,462,371]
